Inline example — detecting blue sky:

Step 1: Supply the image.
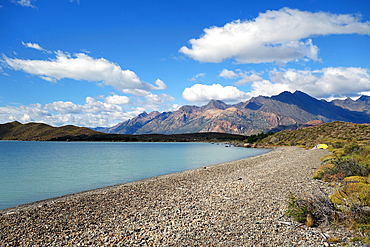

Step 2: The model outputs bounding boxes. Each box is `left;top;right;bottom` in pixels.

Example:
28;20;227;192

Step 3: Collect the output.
1;0;370;127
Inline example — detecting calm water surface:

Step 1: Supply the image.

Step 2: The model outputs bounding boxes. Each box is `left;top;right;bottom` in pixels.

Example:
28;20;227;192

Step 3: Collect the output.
0;141;270;210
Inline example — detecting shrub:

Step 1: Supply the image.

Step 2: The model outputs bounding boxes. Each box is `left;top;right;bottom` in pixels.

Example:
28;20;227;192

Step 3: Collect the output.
345;176;368;184
330;182;370;207
286;190;338;226
332;141;345;148
312;164;334;180
325;158;370;180
320;154;338;162
286;192;311;224
343;143;361;156
329;148;345;157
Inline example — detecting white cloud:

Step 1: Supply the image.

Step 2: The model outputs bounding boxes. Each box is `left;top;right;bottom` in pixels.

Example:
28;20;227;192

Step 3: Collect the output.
180;8;370;64
152;79;167;90
39;76;56;83
0;91;178;127
235;71;263;86
80;49;90;54
3;51;167;95
12;0;35;8
121;89;151;96
182;84;250;103
314;67;370;98
183;67;370;104
219;69;263;85
252;67;370;99
249;80;292;98
43;97;124;115
189;73;206;81
20;114;32;122
132;92;176;112
22;41;51;53
218;69;238;79
0;97;133;127
45;101;83;115
104;94;131;105
167;103;181;112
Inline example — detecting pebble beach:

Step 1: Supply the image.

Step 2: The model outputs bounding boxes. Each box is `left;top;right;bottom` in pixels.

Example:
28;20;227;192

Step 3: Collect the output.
0;146;367;246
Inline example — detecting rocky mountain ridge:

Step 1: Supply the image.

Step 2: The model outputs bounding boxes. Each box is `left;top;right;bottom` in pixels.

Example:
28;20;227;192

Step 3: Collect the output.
94;91;370;135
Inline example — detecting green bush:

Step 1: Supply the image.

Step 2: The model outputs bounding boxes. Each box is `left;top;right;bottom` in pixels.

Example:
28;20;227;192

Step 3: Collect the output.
286;192;310;223
325;158;370;181
312;164;334;180
330;182;370;207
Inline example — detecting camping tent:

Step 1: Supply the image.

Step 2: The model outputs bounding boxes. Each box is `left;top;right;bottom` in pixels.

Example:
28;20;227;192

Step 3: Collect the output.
314;144;328;149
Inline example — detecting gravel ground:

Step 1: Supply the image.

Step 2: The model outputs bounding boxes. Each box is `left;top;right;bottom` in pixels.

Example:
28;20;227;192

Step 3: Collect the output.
0;146;368;246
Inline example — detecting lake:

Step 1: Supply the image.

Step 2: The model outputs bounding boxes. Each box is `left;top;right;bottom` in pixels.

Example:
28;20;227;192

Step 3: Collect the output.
0;141;270;210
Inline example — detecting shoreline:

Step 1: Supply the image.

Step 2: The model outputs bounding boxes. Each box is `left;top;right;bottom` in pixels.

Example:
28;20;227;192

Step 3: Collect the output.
1;146;359;246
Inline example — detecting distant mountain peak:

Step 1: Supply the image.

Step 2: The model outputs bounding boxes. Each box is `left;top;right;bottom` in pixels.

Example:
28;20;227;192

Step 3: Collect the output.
179;105;199;113
10;121;22;125
344;97;355;102
137;111;148;117
357;95;370;105
202;99;229;110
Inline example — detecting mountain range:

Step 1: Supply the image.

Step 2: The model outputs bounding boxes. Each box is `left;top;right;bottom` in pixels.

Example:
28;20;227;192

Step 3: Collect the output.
94;91;370;135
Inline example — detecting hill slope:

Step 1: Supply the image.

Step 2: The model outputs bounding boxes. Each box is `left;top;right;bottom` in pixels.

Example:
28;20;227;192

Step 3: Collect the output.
0;121;248;142
0;121;100;141
260;121;370;147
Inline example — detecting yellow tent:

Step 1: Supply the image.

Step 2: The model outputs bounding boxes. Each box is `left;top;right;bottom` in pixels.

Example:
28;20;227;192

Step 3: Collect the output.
315;144;328;149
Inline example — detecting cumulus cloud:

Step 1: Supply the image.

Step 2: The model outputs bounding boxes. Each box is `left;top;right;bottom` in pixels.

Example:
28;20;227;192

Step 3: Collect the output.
44;97;124;115
218;69;238;79
22;41;51;53
235;72;263;86
0;91;178;127
131;92;176;112
0;96;136;127
183;67;370;104
167;103;181;112
2;51;167;94
219;69;263;85
104;94;131;105
182;84;250;103
189;73;206;82
12;0;35;8
251;67;370;99
249;80;292;98
180;8;370;64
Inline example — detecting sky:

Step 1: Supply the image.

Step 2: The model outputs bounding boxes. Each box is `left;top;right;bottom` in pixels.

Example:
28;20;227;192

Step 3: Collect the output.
1;0;370;127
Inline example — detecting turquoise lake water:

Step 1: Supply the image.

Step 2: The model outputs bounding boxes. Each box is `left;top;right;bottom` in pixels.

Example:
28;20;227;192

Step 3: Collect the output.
0;141;270;210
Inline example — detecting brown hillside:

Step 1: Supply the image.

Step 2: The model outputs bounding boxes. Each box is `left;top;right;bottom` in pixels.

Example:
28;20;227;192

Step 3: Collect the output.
0;121;100;141
261;121;370;147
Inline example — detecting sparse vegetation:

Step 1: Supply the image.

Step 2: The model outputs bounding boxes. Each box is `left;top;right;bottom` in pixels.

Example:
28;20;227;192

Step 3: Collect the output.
264;121;370;243
286;189;339;227
260;121;370;148
244;131;273;143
